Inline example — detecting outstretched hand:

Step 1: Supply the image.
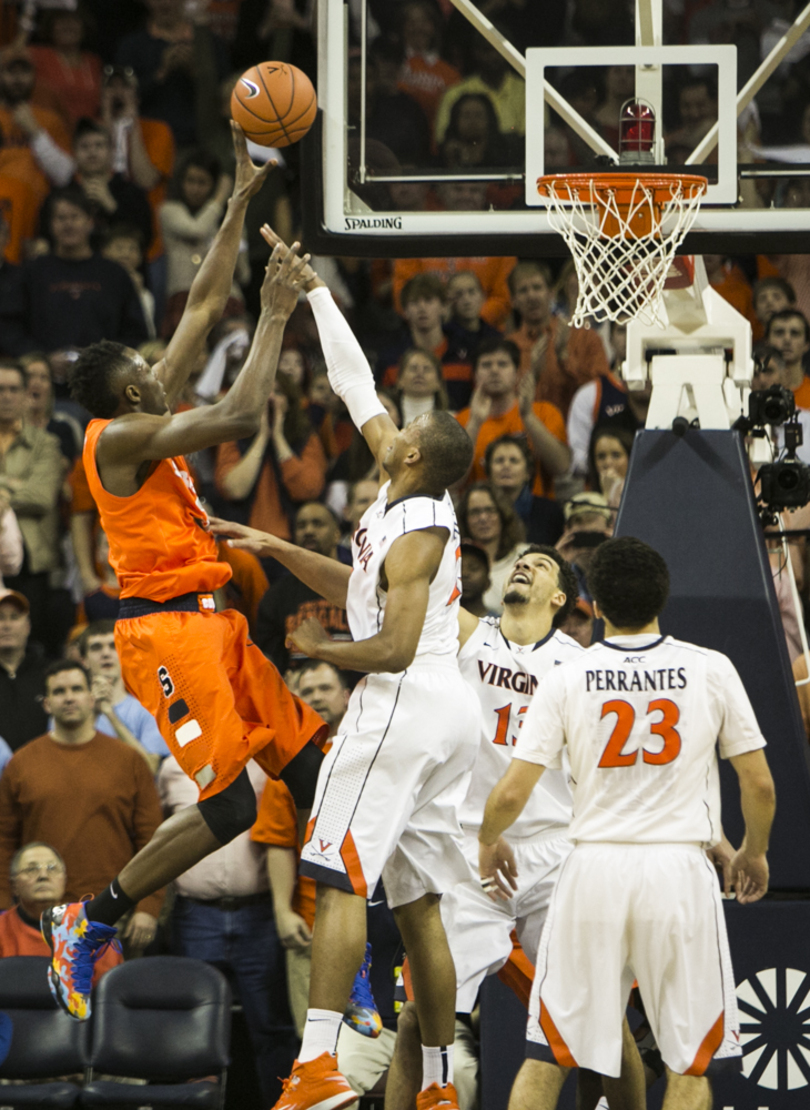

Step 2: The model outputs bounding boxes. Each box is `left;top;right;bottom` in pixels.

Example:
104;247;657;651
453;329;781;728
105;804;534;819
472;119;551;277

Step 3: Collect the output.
261;225;325;293
230;121;277;201
261;240;313;318
206;516;278;558
287;616;331;658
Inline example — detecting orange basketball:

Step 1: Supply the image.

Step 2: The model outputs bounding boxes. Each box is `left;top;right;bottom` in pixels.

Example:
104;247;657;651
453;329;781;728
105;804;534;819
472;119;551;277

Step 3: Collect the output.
230;62;317;148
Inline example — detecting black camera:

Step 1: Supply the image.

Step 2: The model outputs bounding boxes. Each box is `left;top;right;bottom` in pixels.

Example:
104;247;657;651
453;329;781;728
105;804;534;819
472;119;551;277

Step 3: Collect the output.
748;384;795;427
759;457;810;511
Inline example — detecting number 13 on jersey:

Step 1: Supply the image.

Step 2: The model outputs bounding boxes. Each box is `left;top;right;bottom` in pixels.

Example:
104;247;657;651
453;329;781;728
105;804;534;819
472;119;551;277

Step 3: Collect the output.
492;703;528;746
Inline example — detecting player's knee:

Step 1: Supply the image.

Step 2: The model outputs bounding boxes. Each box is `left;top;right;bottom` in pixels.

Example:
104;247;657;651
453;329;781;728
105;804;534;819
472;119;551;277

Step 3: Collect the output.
396;1000;420;1041
197;769;257;845
279;740;325;809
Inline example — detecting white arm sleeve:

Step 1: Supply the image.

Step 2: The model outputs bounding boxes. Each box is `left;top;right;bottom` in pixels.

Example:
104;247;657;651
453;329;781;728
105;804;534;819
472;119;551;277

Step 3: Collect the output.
566;380;597;478
307;286;387;432
30;131;75;187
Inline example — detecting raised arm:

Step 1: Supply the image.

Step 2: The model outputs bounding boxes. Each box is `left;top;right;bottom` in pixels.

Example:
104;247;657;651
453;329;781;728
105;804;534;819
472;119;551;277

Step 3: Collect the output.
98;245;312;471
207;517;352;609
261;227;398;470
155;123;274;407
286;527;447;674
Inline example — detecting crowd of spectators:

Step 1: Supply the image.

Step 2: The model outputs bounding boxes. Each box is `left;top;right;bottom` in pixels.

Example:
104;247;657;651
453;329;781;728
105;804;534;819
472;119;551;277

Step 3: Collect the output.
2;0;810;1106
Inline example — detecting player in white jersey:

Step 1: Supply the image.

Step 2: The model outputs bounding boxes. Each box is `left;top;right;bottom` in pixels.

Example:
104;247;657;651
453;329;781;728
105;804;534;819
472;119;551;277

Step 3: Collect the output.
211;234;480;1110
385;546;644;1110
479;537;776;1110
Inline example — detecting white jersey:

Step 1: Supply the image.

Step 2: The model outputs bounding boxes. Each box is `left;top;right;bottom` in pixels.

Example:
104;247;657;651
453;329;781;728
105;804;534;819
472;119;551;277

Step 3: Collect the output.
458;618;584;838
514;633;766;847
346;480;461;660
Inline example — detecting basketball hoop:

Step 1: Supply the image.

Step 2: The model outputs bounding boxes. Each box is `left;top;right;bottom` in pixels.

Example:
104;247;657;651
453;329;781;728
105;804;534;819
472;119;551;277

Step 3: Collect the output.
536;173;708;328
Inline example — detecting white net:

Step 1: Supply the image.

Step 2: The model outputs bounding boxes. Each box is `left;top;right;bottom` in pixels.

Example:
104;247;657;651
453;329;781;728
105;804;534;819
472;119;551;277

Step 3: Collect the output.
538;175;707;328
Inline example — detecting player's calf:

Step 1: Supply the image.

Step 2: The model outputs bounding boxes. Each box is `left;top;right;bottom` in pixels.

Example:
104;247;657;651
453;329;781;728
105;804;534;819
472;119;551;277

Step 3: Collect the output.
507;1059;568;1110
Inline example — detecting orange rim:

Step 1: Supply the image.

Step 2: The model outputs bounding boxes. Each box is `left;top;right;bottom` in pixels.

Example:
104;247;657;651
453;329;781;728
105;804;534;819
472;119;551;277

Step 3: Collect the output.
537;172;708;204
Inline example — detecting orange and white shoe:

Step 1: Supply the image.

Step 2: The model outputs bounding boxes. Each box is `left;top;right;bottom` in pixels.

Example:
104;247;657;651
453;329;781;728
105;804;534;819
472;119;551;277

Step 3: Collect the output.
272;1053;357;1110
416;1082;460;1110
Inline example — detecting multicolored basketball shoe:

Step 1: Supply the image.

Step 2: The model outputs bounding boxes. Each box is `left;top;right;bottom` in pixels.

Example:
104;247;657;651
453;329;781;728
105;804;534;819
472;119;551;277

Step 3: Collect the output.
342;941;382;1038
273;1053;357;1110
41;902;118;1021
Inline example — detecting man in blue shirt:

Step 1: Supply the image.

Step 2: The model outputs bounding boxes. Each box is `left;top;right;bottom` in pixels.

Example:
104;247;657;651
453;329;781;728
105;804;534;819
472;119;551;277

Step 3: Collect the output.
78;619;168;773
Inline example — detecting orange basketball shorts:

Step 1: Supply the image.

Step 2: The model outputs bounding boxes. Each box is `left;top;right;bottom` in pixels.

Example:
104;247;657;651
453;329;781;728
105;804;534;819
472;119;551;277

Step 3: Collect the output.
115;607;327;800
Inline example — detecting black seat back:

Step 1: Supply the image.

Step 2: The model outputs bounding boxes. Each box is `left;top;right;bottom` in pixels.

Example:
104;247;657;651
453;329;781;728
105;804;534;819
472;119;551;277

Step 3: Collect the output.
0;956;89;1079
89;957;231;1080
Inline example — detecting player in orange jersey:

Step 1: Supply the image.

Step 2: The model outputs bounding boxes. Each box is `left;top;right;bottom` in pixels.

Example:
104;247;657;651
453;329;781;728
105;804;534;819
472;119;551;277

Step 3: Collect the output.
41;125;328;1023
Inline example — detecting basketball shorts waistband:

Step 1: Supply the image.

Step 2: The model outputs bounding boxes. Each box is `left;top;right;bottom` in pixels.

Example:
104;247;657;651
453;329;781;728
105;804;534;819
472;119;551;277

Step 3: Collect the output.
117;591;220;620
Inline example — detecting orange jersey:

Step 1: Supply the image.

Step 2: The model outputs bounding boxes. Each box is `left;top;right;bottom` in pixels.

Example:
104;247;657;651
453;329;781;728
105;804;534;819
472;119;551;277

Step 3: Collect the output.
83;418;231;601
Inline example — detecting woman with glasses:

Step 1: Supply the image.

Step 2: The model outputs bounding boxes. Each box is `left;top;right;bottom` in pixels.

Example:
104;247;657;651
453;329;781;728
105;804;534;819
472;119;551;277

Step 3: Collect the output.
457;481;526;615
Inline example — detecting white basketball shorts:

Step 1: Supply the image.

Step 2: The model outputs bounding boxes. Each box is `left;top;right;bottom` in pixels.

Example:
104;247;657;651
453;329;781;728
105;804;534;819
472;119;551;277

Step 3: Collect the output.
526;842;742;1078
441;829;573;1012
299;656;480;908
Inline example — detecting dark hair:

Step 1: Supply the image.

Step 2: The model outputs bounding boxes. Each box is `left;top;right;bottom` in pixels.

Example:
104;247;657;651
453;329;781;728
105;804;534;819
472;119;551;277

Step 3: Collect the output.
483;433;533;481
297;659;348;690
295;500;340;530
518;544;579;628
766;308;810;345
414;411;474;493
69;339;133;418
43;659;92;692
587;536;669;628
678;75;717;104
473;336;521;372
753;276;796;307
10;841;65;879
103;222;145;250
508;260;552;297
587;423;635;495
442;93;509;168
73;116;109;145
395;348;448;411
46;185;95;223
78;619;117;657
401;272;447;308
173;148;221;204
458;480;526;560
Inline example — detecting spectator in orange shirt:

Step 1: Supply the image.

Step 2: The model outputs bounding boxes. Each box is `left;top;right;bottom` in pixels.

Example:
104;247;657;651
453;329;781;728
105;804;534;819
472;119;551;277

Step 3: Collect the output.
215;374;328;559
507;260;609;419
704;254;759;335
0;841;121;983
99;65;176;274
29;7;102;134
455;337;570;497
0;42;73;208
393;252;515;333
397;0;460;127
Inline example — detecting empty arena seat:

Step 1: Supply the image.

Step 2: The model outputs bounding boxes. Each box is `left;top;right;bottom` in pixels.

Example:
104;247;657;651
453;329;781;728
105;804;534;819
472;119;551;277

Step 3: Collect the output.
81;957;231;1109
0;955;88;1108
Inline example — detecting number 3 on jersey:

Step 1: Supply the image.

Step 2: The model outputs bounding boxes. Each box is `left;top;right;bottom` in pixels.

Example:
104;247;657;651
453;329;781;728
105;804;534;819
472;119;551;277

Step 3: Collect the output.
598;698;682;767
493;703;527;746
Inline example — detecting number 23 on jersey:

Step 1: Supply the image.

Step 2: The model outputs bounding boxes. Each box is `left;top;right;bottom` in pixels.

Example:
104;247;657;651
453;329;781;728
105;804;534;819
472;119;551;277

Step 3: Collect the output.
599;698;682;768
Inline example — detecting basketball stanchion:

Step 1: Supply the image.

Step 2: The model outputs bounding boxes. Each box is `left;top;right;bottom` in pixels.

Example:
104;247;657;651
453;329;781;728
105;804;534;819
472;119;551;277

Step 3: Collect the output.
536;173;708;327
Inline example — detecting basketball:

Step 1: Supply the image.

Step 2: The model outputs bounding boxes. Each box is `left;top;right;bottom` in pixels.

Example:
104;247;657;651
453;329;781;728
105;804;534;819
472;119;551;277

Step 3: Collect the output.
230;62;317;148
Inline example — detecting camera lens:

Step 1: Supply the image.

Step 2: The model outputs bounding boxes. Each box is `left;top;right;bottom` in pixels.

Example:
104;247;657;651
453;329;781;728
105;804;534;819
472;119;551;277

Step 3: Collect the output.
777;467;800;492
763;398;786;422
